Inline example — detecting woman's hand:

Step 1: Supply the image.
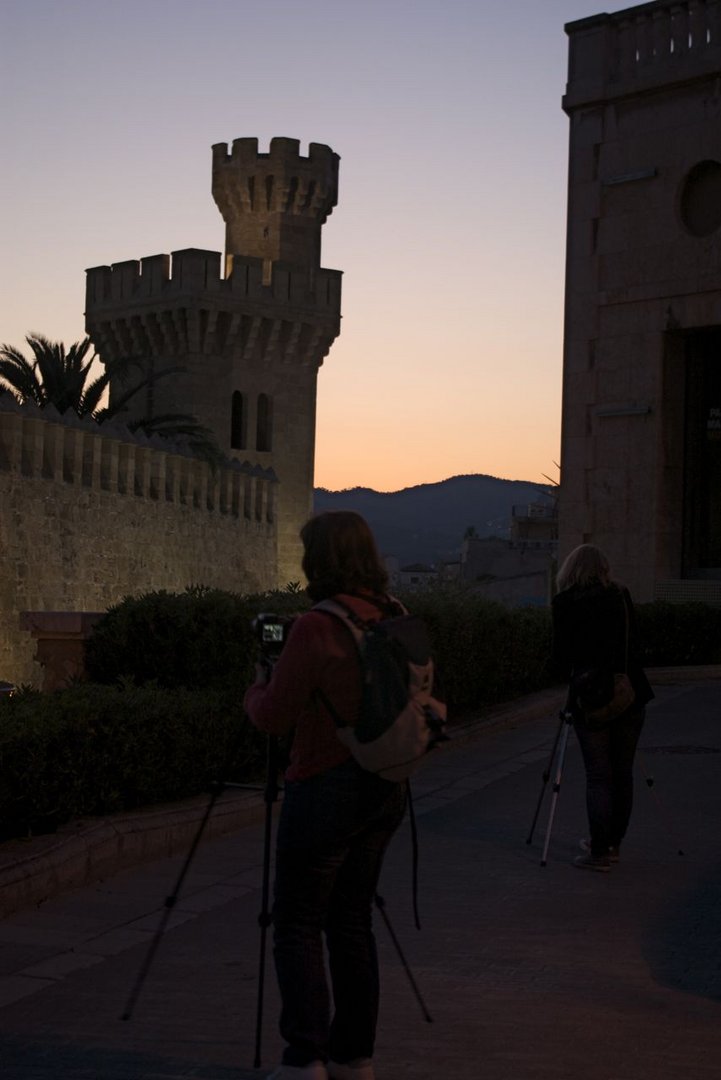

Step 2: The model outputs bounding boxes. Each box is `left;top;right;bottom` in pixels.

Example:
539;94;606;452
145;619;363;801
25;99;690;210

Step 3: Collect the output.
254;660;271;685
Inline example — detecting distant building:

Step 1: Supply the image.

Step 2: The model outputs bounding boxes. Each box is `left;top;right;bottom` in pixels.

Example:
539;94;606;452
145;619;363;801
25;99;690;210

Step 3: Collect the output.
398;563;438;590
460;537;553;607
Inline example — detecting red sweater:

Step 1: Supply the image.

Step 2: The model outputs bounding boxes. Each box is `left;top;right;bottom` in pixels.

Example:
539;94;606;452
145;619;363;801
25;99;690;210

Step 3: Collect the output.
244;592;391;781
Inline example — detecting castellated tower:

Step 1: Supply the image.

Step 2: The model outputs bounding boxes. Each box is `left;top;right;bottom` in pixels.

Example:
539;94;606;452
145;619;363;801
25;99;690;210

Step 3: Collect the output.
85;137;341;586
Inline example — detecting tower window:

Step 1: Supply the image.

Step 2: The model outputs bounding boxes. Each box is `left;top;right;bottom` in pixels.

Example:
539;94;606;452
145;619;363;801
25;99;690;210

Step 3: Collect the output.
256;393;273;452
231;391;246;450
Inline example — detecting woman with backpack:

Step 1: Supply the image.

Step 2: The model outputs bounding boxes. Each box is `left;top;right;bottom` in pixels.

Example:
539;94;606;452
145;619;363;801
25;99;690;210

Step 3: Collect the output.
552;544;653;872
243;511;408;1080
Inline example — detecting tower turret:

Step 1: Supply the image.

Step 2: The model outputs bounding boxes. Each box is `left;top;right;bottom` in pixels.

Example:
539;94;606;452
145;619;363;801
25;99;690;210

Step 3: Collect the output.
85;137;342;585
212;136;339;272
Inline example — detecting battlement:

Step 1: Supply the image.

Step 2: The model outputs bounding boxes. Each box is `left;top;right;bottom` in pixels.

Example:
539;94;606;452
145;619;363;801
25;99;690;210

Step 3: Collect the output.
211;136;338;220
564;0;721;109
86;248;341;314
212;136;338;174
0;400;277;522
211;136;339;266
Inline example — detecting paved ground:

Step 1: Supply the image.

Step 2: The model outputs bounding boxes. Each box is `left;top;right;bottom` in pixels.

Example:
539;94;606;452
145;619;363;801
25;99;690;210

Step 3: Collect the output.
0;677;720;1079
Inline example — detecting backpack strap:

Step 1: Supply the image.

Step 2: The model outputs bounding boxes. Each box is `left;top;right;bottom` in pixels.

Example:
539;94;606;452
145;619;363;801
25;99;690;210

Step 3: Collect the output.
311;600;364;728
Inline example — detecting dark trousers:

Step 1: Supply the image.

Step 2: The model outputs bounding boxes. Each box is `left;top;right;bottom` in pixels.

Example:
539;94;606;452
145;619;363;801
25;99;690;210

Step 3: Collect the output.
573;708;645;855
272;758;407;1068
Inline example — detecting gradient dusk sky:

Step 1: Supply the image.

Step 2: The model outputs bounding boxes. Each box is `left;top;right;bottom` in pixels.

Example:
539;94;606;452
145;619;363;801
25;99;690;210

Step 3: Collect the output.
1;0;635;492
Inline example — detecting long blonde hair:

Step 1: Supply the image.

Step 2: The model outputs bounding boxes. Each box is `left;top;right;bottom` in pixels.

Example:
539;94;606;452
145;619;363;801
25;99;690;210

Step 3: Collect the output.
556;543;612;593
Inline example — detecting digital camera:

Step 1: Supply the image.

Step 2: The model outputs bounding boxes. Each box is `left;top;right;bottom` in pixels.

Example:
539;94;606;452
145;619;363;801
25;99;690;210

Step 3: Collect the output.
252;613;294;661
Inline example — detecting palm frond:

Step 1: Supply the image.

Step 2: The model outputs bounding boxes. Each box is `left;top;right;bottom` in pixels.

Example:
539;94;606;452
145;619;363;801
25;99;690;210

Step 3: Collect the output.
0;343;45;404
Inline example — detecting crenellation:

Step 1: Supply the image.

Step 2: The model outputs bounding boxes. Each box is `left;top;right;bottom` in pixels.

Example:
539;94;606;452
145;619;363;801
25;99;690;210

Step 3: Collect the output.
63;426;83;486
565;0;721;109
117;441;135;495
82;432;102;489
87;253;341;342
99;437;119;493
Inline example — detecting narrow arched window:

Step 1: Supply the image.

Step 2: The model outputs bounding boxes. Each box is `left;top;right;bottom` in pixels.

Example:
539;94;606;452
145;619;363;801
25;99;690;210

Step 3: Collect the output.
256;393;272;452
231;391;245;450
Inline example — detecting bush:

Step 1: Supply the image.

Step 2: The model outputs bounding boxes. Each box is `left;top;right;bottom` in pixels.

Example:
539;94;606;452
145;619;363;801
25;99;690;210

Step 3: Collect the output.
85;584;309;691
635;601;721;666
0;681;266;840
398;585;554;713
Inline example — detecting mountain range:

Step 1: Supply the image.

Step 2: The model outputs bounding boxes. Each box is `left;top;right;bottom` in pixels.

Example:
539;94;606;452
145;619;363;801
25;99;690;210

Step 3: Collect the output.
313;473;554;567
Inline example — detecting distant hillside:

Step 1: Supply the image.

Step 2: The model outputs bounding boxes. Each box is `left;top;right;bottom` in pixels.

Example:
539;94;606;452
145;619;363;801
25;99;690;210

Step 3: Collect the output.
314;473;553;566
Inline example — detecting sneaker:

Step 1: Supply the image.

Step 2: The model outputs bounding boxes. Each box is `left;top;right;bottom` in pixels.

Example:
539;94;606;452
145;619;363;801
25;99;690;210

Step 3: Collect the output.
580;838;620;862
266;1064;328;1080
328;1060;375;1080
574;852;611;872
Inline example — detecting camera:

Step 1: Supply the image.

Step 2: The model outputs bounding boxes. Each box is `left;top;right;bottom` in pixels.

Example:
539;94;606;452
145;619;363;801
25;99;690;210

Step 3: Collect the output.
252;613;293;662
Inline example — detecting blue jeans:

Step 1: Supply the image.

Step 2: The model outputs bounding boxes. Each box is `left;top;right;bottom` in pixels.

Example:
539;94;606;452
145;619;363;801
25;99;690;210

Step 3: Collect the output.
272;758;407;1067
573;707;645;855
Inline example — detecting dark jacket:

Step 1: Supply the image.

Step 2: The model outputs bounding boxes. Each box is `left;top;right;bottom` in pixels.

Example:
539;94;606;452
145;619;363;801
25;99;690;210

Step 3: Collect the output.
551;581;654;710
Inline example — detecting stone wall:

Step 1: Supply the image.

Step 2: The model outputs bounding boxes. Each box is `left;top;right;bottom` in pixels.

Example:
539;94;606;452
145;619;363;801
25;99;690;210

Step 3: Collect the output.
0;403;278;685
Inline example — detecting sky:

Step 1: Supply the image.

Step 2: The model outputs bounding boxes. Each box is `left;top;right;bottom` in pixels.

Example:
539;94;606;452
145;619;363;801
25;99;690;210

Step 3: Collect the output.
0;0;636;493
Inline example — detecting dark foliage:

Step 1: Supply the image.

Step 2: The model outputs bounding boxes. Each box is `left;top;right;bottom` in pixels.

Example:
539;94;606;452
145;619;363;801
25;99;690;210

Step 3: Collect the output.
0;682;265;841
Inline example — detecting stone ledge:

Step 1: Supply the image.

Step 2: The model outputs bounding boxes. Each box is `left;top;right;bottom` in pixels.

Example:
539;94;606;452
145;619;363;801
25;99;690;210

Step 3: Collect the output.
0;788;266;919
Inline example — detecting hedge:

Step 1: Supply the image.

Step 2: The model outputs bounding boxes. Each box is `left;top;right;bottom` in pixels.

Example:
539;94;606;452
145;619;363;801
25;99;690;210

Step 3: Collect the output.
0;681;265;841
1;585;719;841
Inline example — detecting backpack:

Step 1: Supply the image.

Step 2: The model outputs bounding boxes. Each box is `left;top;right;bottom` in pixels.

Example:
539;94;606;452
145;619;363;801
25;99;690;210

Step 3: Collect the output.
313;597;448;782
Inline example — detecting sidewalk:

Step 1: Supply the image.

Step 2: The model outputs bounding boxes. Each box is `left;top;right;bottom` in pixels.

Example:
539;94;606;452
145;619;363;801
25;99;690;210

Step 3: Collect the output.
0;669;719;1078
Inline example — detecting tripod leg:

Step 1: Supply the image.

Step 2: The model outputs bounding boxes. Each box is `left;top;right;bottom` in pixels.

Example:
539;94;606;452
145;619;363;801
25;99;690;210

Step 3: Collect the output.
121;782;223;1021
526;712;565;845
253;735;281;1069
540;715;573;867
375;893;433;1023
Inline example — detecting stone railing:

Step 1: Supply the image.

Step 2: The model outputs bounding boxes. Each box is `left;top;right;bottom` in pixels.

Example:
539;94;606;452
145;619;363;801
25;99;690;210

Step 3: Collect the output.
564;0;721;108
0;398;277;523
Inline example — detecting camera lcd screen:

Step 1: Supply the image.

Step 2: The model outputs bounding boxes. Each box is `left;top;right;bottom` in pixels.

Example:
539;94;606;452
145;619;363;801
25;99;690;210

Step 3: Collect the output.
262;624;284;643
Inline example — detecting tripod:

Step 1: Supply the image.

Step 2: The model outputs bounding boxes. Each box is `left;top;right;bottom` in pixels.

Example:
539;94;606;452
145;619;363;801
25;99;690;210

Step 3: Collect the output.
120;732;281;1070
526;709;575;866
120;736;432;1064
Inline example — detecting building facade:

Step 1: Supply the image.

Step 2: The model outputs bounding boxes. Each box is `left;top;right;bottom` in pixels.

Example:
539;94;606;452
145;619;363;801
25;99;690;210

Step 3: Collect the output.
560;0;721;601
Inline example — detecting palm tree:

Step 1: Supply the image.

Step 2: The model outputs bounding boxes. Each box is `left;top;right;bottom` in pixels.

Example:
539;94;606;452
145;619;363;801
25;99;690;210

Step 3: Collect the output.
0;334;222;467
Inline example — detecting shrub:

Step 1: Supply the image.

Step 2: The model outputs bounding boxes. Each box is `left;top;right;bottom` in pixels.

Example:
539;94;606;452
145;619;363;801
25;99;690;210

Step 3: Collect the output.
85;584;309;691
398;585;554;713
635;601;721;666
0;681;265;840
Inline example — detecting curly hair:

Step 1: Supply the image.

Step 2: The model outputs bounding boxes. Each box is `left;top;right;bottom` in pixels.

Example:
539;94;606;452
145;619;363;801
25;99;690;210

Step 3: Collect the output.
300;510;389;602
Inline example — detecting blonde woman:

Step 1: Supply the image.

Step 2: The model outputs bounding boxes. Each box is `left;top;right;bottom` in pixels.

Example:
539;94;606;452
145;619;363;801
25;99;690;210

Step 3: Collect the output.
552;545;653;871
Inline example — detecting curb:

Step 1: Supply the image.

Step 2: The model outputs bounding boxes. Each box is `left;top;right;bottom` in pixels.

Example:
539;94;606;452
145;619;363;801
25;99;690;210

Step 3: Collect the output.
0;789;266;919
0;665;718;919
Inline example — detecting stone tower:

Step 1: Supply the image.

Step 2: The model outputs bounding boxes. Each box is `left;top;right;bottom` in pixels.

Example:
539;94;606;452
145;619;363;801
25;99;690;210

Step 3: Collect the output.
560;0;721;602
85;137;342;585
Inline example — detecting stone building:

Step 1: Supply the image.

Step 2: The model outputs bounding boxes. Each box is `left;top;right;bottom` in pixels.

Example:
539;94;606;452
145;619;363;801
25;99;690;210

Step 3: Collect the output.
85;137;342;586
560;0;721;602
0;137;341;685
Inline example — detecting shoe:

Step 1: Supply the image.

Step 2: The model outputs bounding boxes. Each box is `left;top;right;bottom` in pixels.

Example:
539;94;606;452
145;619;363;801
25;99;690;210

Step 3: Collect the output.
328;1060;375;1080
574;852;611;872
580;838;620;862
266;1064;328;1080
